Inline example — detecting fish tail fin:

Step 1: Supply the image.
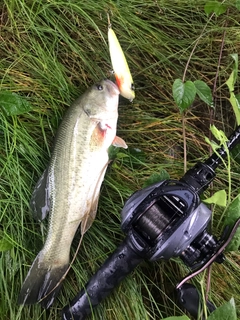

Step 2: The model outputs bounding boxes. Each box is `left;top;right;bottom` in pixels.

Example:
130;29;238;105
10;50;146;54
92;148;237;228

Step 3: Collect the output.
18;251;68;308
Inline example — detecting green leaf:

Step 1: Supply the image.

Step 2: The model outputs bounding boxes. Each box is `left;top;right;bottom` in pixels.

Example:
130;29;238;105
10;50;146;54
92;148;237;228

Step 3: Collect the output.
205;136;220;152
162;316;190;320
205;137;220;152
230;53;238;70
204;1;227;16
223;194;240;252
235;93;240;108
226;71;235;93
225;55;240;124
108;146;129;160
172;79;196;113
0;235;13;252
116;152;129;159
194;80;213;107
229;92;240;125
203;189;227;207
236;0;240;10
226;91;240;125
225;54;238;92
208;298;236;320
0;91;32;116
210;125;228;144
143;170;170;188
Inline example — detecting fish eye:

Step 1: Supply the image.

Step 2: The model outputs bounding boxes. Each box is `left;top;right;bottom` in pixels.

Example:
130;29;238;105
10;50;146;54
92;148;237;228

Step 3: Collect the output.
131;83;135;91
96;84;103;91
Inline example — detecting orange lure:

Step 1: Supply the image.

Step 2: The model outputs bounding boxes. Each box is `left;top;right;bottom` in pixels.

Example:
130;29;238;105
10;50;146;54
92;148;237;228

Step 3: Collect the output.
108;25;135;101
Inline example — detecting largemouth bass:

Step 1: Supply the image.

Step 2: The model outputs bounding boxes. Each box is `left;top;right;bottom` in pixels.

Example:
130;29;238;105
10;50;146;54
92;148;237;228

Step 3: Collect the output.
18;79;127;308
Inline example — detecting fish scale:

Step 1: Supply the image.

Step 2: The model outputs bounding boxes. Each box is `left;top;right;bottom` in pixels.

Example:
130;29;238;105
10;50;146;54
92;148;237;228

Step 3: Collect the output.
18;79;127;308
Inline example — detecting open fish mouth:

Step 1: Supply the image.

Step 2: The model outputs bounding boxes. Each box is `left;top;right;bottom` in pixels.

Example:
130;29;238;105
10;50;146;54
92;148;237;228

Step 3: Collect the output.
104;79;120;95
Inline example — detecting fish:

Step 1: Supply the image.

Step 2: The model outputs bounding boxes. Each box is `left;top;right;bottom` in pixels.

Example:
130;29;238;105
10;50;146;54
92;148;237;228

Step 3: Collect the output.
18;79;127;308
108;25;135;101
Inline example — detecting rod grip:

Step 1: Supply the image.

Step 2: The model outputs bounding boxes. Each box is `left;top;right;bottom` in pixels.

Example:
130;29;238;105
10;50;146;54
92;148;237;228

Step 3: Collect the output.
62;236;144;320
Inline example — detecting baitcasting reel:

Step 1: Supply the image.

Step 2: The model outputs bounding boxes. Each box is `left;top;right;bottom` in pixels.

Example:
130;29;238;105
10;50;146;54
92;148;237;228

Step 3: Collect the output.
62;126;240;320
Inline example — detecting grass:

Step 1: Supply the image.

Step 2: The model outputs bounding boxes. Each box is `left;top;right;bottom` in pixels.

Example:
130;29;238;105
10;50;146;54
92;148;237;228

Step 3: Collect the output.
0;0;240;319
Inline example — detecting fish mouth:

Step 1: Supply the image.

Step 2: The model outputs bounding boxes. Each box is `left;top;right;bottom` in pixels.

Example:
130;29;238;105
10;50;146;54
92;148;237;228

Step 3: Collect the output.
104;79;120;95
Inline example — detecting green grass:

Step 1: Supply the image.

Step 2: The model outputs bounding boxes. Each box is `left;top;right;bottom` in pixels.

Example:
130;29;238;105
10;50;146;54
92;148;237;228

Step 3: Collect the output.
0;0;240;319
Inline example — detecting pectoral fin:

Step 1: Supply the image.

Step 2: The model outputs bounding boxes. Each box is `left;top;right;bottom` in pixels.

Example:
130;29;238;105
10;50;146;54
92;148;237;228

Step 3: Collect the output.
112;136;128;149
30;168;51;221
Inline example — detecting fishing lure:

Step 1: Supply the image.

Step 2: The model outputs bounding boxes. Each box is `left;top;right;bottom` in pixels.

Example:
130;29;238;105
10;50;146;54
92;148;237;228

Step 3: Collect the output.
108;23;135;101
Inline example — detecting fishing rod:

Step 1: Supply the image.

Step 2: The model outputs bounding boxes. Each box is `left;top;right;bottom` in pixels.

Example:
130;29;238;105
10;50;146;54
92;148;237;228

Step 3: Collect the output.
62;126;240;320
